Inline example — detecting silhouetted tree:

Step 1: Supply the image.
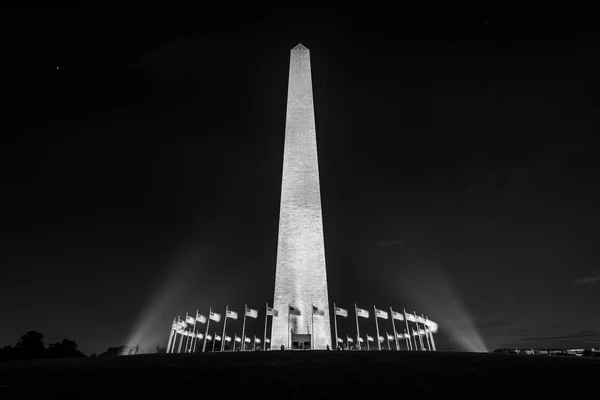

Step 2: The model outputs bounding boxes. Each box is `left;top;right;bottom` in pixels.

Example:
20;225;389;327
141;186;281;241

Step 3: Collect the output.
15;331;45;360
46;338;85;358
99;345;126;357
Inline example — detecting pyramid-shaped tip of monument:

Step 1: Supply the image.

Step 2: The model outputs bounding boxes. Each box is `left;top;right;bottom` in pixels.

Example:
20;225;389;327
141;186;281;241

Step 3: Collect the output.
292;43;309;51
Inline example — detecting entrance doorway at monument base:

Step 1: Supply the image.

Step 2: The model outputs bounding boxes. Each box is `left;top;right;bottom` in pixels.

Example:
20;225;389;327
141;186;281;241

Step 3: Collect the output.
291;334;311;350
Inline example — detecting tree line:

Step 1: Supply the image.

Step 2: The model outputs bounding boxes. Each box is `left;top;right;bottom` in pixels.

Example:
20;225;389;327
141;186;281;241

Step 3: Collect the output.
0;331;144;361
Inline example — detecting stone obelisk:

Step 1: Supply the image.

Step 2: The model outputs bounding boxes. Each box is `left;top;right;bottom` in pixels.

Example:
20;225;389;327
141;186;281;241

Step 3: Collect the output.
271;43;332;350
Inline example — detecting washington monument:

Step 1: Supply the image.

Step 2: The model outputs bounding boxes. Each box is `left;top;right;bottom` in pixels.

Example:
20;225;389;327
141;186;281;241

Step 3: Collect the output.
271;44;332;350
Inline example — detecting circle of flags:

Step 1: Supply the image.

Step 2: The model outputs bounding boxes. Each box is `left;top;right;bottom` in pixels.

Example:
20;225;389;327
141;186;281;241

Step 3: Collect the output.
165;303;438;353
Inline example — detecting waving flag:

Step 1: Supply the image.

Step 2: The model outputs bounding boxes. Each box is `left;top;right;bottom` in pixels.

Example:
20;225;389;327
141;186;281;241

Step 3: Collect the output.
387;333;394;340
197;332;204;339
347;337;354;343
289;305;301;315
196;313;207;324
426;320;438;333
245;337;251;343
416;315;426;324
235;336;242;343
206;334;213;341
335;307;348;317
358;337;364;342
312;305;325;316
375;308;388;319
337;337;343;343
186;315;195;324
265;338;270;344
391;310;404;321
215;334;222;341
226;310;238;320
266;306;279;317
210;311;221;322
225;336;231;342
245;307;258;319
367;335;374;342
175;328;184;334
356;307;369;319
179;321;188;329
405;312;416;322
255;337;261;343
379;336;384;342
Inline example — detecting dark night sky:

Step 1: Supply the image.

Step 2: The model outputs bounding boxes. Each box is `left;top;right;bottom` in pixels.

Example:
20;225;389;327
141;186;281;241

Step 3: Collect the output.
2;5;600;355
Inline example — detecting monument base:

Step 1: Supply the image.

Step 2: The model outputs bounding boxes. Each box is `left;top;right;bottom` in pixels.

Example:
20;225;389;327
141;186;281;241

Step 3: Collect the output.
291;334;311;350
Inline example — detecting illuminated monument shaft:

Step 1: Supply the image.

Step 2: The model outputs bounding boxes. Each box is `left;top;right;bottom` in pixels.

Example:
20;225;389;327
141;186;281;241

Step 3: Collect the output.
271;44;332;350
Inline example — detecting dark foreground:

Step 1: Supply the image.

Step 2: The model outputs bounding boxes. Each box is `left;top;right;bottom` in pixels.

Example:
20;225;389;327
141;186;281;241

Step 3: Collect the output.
1;351;599;399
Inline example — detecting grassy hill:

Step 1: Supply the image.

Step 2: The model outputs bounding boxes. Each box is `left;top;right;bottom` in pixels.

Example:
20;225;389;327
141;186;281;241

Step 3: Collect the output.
1;351;598;399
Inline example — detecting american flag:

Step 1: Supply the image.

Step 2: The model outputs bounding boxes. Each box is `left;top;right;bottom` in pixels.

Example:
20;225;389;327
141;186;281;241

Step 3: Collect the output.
335;306;348;317
356;307;369;319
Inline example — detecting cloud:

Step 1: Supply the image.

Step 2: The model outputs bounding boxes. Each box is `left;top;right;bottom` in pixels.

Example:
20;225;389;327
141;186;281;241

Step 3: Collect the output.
515;330;600;342
572;275;600;284
376;239;405;247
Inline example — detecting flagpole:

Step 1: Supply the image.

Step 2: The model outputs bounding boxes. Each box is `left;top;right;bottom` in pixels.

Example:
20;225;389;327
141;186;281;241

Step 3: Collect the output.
166;318;175;354
173;316;182;353
190;324;196;353
188;327;195;353
427;316;437;351
354;304;360;351
366;335;370;351
178;313;187;353
263;303;268;351
386;332;391;350
254;335;256;351
404;329;411;350
184;312;191;352
311;302;314;350
288;303;290;350
421;313;432;351
212;333;217;352
390;307;399;351
374;306;381;351
241;304;247;351
177;331;183;353
414;310;424;350
333;302;338;350
404;309;416;351
221;305;229;352
187;311;198;353
192;311;202;352
202;308;211;352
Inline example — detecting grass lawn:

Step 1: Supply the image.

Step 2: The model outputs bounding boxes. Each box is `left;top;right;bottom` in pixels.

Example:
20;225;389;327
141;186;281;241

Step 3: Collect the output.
1;351;598;399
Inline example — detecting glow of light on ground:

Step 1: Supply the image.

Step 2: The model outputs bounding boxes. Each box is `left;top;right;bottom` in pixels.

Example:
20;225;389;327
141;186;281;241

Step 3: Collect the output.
392;261;489;353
